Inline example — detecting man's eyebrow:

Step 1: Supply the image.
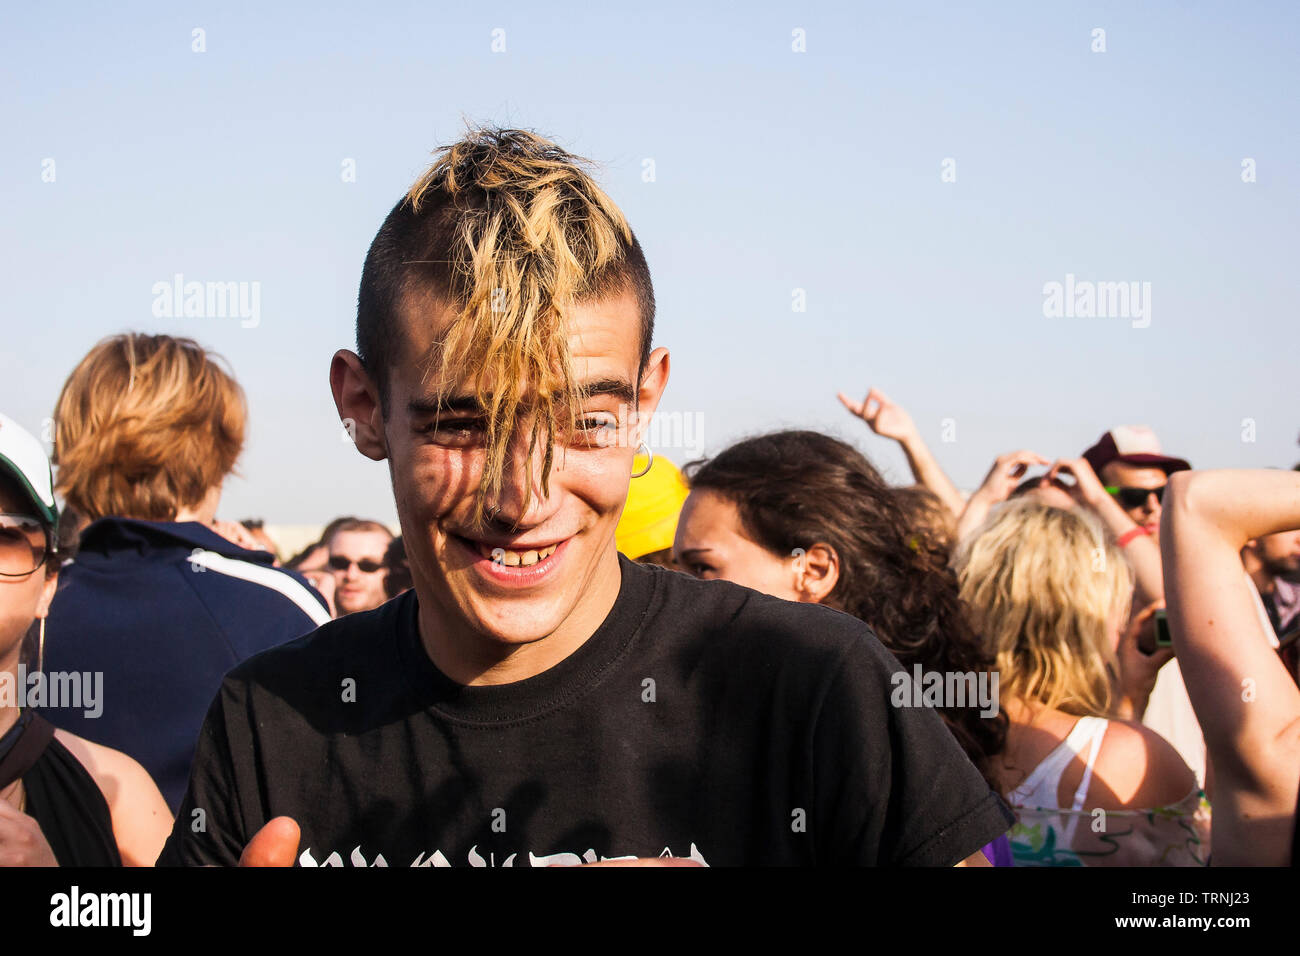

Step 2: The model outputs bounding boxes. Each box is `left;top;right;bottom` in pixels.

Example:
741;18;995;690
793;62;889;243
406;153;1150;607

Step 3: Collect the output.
407;377;637;416
580;377;637;406
407;394;480;416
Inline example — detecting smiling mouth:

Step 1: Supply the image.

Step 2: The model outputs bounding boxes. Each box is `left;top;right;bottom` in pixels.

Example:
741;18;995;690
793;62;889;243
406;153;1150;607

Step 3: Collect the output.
457;536;562;567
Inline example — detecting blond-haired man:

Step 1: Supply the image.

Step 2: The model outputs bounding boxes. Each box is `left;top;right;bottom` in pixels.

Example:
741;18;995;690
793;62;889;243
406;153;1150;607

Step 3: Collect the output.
159;129;1010;868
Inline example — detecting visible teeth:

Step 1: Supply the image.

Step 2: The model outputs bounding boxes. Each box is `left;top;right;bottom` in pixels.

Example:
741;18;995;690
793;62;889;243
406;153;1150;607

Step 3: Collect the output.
479;542;559;566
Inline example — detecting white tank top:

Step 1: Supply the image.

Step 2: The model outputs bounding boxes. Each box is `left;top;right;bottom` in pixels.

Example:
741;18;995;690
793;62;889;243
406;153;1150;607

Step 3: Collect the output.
1007;715;1109;846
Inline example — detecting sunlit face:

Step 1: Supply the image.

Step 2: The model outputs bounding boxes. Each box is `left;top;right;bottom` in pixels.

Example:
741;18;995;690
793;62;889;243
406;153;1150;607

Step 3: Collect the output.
1100;462;1168;535
329;529;391;614
382;289;667;647
0;481;57;666
673;489;801;601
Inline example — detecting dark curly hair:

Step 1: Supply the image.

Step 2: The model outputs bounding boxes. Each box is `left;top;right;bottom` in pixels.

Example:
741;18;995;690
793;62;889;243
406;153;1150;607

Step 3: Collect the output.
684;429;1007;789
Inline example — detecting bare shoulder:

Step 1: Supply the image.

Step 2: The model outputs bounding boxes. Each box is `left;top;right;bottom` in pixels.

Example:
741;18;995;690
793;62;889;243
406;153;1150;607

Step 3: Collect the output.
1090;720;1197;809
52;729;157;804
52;729;173;866
997;706;1081;794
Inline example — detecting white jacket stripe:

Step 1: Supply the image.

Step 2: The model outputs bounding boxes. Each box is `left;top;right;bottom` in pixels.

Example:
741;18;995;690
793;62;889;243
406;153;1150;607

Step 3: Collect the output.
185;550;331;626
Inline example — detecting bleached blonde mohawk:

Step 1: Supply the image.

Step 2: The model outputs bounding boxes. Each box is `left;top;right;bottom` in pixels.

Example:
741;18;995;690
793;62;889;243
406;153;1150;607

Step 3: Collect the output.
394;127;644;523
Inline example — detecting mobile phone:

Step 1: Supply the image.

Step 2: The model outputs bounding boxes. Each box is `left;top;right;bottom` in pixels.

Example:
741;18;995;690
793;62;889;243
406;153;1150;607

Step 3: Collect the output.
1154;609;1172;647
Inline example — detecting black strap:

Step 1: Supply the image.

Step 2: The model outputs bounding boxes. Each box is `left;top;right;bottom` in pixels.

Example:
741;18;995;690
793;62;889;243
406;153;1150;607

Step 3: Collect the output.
0;711;56;791
0;711;28;762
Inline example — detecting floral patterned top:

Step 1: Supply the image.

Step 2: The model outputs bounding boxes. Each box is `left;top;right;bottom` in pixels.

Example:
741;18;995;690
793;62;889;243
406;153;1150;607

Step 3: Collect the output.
1008;788;1211;866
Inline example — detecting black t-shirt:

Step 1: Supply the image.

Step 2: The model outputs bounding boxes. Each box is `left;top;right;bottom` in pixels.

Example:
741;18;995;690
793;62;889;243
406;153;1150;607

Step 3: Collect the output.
158;555;1012;867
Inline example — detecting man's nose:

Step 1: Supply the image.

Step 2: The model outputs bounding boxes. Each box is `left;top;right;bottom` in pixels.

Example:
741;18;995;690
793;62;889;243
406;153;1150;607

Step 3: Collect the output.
488;425;560;527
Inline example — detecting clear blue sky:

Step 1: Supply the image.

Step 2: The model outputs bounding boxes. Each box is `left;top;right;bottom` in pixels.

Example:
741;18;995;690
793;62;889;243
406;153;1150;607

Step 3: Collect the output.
3;1;1297;526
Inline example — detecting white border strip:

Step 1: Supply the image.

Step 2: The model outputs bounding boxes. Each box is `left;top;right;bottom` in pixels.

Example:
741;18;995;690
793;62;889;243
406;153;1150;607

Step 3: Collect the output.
185;549;331;627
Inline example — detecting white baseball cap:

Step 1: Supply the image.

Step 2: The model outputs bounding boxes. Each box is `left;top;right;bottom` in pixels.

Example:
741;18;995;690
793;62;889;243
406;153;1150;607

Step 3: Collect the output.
0;412;58;526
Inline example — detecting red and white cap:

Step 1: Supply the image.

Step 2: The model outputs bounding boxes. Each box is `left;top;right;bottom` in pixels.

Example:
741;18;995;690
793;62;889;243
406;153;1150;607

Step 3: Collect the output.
1082;425;1191;477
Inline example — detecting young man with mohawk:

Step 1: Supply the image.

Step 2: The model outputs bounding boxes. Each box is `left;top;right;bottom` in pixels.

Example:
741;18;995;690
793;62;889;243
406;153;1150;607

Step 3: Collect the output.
158;128;1011;868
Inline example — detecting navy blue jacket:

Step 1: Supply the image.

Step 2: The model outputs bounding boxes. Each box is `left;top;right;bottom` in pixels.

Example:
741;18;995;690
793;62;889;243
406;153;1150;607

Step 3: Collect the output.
41;518;330;811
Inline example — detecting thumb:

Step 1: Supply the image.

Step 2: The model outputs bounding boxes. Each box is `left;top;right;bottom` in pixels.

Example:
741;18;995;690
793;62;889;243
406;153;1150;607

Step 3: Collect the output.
1133;600;1165;623
239;816;301;867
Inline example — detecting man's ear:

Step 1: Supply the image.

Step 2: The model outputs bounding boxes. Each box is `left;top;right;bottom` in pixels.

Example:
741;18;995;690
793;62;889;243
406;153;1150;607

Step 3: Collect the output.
793;543;840;605
330;350;389;461
633;347;670;444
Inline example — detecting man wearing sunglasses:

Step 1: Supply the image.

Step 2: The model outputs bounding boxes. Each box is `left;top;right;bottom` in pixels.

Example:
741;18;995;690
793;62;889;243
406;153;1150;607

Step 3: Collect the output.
1083;425;1191;541
325;519;393;615
1081;425;1208;788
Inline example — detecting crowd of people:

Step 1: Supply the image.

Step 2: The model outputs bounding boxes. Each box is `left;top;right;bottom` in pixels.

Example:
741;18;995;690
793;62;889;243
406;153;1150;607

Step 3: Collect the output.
2;126;1297;868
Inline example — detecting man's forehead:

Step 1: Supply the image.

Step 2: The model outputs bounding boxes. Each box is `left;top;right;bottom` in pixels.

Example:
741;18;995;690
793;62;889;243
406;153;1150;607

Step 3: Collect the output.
332;529;390;549
1107;462;1168;483
391;287;643;395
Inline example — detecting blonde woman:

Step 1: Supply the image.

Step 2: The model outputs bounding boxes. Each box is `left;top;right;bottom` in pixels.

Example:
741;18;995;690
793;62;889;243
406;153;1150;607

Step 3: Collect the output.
954;499;1208;865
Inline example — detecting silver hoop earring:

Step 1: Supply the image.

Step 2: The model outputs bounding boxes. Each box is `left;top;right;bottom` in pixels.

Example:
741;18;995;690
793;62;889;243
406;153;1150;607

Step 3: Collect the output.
631;442;653;478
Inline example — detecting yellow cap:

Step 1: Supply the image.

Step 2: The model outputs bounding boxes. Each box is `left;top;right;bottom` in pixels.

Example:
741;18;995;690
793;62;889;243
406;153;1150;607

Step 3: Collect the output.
616;454;690;559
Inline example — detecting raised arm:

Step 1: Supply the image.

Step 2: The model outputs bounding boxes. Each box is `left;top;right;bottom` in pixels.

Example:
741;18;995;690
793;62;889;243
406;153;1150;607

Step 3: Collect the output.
1047;457;1165;611
838;388;965;518
954;450;1049;541
1161;469;1300;865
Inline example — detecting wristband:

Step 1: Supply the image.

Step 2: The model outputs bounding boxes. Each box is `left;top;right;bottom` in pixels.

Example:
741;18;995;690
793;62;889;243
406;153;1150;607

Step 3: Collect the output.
1117;526;1150;548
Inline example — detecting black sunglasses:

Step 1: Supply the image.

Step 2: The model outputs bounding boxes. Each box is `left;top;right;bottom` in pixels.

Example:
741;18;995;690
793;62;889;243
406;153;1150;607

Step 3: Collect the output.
327;555;385;574
1105;485;1165;510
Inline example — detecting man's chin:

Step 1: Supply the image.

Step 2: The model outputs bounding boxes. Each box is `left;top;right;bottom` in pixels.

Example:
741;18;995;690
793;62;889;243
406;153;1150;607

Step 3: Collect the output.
455;591;573;646
419;535;620;646
337;594;376;615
